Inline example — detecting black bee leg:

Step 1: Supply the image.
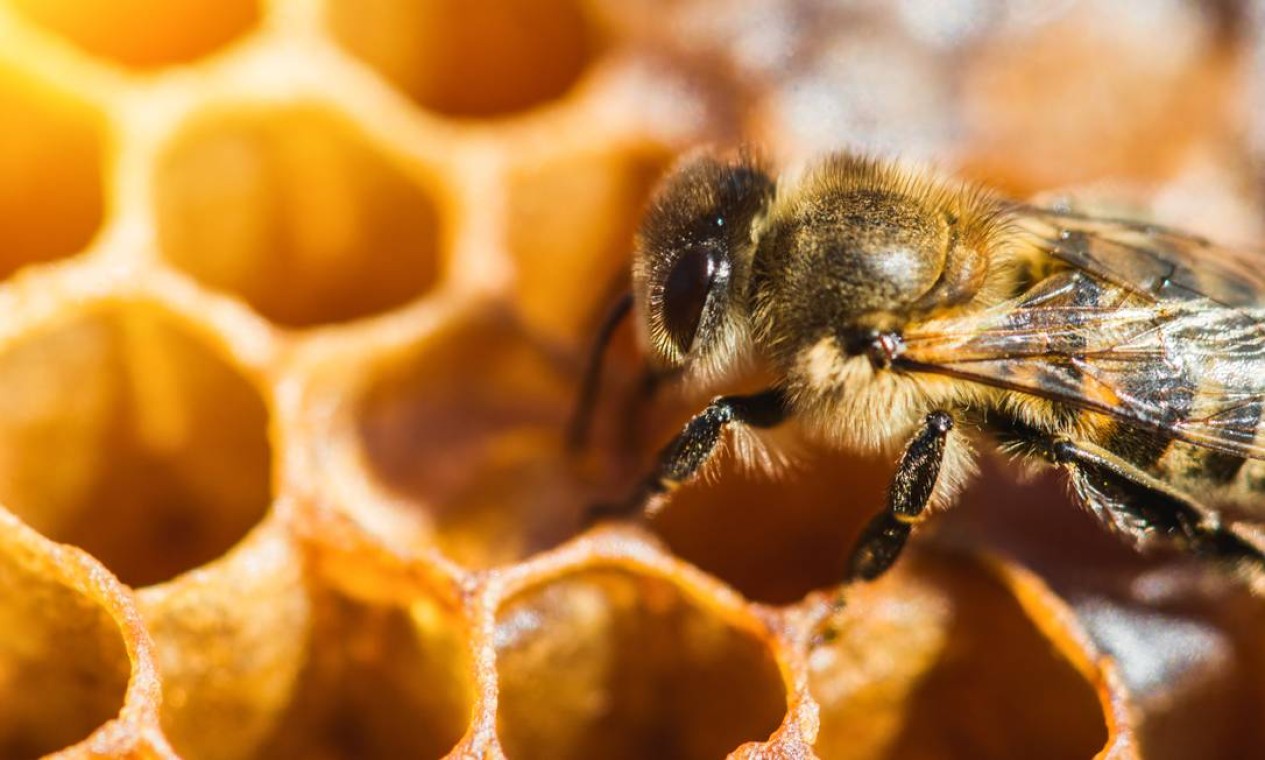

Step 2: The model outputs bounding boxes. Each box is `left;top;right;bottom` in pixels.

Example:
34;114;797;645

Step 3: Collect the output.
1049;438;1265;571
588;387;789;523
846;411;954;581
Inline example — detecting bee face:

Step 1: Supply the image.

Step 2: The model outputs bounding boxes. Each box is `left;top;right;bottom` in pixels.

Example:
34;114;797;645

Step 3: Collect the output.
633;153;775;379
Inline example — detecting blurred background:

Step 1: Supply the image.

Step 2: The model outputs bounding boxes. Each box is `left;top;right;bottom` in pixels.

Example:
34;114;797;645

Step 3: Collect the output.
0;1;1263;759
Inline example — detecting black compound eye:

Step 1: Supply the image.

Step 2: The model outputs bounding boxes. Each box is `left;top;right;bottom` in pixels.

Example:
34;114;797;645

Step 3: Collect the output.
662;246;717;353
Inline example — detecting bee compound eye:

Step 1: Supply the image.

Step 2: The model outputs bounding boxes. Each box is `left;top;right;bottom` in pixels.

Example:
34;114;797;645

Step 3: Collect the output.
662;246;717;353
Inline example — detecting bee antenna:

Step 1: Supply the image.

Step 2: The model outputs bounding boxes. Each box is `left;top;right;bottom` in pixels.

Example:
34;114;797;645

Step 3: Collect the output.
567;290;634;451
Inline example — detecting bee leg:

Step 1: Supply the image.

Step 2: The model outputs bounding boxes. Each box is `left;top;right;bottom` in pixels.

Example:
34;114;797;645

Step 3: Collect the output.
846;411;955;581
587;387;789;522
1050;438;1265;570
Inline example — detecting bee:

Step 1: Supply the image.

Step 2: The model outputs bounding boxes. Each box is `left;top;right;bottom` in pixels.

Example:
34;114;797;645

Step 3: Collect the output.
572;150;1265;589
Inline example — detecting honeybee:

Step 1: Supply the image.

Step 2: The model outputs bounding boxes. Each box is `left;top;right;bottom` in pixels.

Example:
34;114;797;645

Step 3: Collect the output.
573;150;1265;589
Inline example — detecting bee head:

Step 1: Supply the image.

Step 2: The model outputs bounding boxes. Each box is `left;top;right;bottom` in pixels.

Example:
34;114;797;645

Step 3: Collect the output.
633;152;775;381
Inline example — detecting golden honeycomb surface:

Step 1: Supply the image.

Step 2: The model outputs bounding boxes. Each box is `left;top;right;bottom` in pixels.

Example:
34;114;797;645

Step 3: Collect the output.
0;1;1264;759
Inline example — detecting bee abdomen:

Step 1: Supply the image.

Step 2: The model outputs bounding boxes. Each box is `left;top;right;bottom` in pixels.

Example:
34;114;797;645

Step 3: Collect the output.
1152;394;1265;508
1155;443;1265;514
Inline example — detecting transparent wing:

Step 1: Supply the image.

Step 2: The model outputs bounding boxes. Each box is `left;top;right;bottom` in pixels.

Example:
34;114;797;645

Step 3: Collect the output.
901;270;1265;460
1015;205;1265;308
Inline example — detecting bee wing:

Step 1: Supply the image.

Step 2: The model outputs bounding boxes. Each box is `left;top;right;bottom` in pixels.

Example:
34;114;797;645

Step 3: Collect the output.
1016;205;1265;307
901;271;1265;459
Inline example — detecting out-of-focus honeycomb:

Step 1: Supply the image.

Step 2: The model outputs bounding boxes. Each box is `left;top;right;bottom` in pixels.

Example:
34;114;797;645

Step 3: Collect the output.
0;1;1263;758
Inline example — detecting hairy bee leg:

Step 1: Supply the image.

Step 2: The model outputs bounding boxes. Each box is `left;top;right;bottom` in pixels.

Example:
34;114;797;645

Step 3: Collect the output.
1050;438;1265;570
846;411;954;581
587;387;789;523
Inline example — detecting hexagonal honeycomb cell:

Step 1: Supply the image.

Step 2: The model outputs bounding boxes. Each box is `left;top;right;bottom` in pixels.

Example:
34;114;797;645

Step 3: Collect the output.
0;61;105;279
326;0;602;118
0;1;1262;758
5;0;260;70
0;301;271;588
495;566;786;759
154;104;445;328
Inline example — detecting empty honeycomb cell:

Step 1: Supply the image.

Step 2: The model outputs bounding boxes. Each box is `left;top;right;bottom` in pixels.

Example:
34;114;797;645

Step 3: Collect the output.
507;145;671;343
807;558;955;760
812;553;1109;760
495;567;787;760
326;0;602;118
0;62;105;280
0;511;139;759
254;588;475;759
154;105;443;328
654;440;893;605
947;470;1265;760
0;301;272;588
5;0;260;70
140;525;309;760
355;309;590;568
1077;579;1265;760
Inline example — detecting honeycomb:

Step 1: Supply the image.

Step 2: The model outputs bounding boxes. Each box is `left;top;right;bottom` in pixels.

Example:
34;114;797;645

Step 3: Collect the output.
0;1;1264;759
